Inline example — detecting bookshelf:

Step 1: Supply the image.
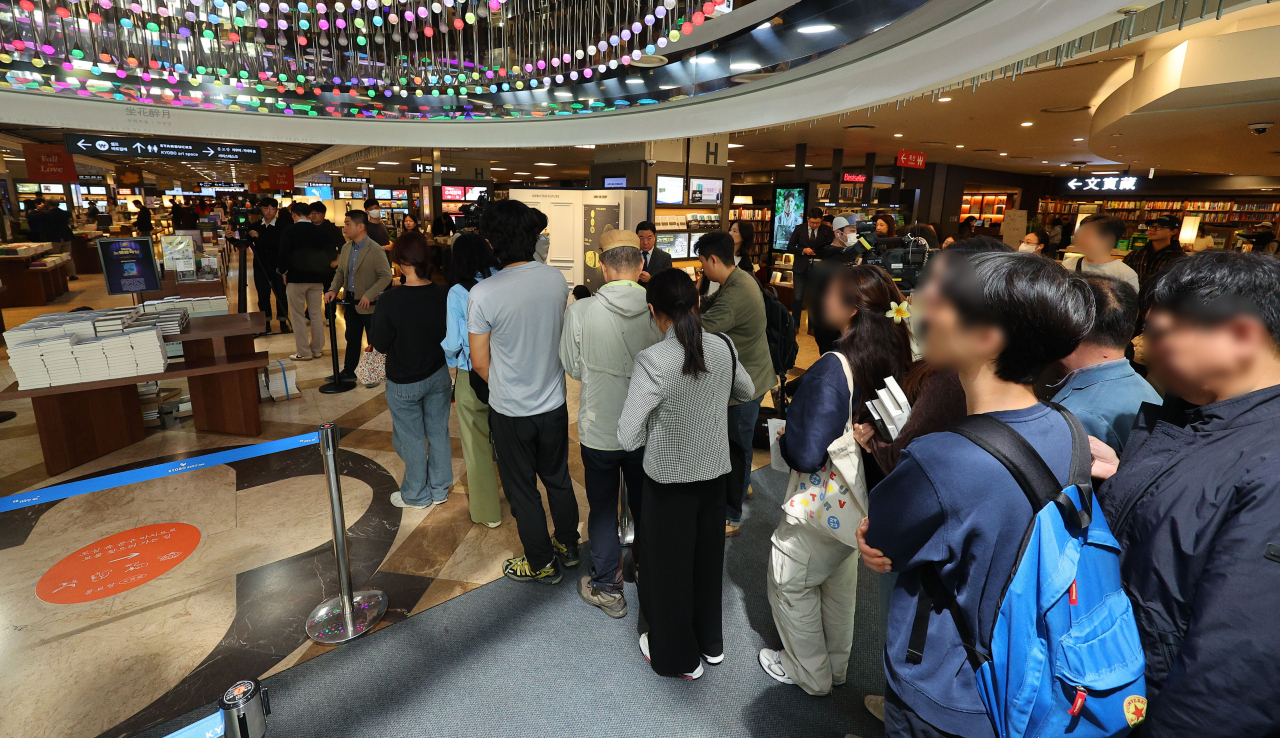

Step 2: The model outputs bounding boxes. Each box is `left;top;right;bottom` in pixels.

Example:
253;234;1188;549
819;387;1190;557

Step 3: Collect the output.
1040;197;1280;228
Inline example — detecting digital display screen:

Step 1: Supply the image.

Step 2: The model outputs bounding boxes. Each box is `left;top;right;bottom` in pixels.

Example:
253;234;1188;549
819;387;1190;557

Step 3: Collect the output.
40;183;66;194
655;232;690;259
688;178;723;205
118;188;136;195
337;190;359;200
304;186;333;200
656;176;684;205
441;186;466;201
97;237;163;294
465;186;488;201
374;188;393;199
17;183;41;194
88;186;108;195
391;189;409;199
604;177;627;189
773;187;806;252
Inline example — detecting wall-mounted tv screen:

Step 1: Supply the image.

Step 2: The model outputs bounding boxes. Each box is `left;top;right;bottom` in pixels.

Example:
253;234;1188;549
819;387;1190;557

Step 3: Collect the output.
688;178;723;205
391;189;409;199
656;175;684;205
604;177;627;189
374;188;392;199
772;187;807;252
655;232;690;260
88;186;108;195
441;185;466;201
40;183;66;195
304;186;333;200
17;183;41;194
464;186;488;201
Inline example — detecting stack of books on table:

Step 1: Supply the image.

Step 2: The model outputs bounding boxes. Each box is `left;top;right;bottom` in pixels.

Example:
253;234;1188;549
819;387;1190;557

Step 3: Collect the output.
100;333;142;379
39;336;82;387
92;309;140;336
126;327;169;375
258;359;300;401
0;242;51;257
7;340;52;389
142;296;229;316
70;337;112;382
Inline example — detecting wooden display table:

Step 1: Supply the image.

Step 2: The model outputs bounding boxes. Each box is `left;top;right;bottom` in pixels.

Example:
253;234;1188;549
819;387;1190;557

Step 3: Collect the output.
70;231;105;274
0;313;268;475
138;274;227;302
0;244;55;308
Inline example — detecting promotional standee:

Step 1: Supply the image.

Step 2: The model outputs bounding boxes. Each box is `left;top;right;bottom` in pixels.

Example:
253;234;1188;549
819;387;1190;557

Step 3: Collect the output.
97;237;163;295
509;188;650;286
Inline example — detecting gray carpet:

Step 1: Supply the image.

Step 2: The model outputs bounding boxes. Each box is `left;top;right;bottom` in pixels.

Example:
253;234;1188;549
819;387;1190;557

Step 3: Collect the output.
138;466;888;738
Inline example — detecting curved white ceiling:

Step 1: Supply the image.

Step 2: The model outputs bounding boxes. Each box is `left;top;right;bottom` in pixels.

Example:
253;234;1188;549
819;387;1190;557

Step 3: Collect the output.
0;0;1137;147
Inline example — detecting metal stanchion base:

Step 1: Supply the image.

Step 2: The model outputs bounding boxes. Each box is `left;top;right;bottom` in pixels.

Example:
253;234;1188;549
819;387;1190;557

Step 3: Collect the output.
318;379;358;394
305;590;388;644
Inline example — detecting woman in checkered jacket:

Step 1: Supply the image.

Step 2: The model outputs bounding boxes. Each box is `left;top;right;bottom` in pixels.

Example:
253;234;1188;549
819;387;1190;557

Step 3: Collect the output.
619;268;756;681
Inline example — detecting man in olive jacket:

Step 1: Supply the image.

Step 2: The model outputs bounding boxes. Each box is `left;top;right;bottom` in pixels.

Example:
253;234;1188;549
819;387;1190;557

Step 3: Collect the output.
325;209;393;380
696;230;775;536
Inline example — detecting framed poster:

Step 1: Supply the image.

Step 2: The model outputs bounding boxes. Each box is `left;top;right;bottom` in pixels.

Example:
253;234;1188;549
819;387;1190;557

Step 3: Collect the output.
98;237;163;294
582;204;620;292
772;187;806;252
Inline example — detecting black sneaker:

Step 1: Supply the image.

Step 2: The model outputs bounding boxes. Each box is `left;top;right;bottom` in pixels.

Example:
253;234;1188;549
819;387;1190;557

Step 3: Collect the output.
552;536;580;567
503;556;562;584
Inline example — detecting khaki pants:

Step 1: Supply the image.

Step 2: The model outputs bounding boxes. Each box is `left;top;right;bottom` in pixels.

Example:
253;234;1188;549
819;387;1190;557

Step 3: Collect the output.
52;240;76;277
766;515;859;696
286;282;325;358
455;369;501;525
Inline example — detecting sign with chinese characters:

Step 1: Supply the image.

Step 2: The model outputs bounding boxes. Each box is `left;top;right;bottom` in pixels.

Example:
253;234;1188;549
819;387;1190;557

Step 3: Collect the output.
199;182;244;189
897;150;926;169
63;134;262;163
411;162;459;174
36;523;201;604
23;144;78;183
77;173;107;183
337;176;369;184
841;172;867;183
1060;175;1145;194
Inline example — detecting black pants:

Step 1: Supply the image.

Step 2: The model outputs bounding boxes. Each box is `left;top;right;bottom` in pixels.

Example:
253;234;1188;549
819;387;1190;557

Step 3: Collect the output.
342;303;372;374
581;445;645;594
253;252;288;321
638;472;726;676
490;405;579;570
790;267;810;327
885;684;966;738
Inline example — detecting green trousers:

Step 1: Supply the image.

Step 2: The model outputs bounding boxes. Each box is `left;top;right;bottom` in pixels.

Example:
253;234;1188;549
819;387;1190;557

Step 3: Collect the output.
456;369;502;525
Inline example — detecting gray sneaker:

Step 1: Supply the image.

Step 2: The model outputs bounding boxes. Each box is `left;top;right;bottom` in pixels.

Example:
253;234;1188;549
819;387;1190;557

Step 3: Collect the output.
864;694;885;722
578;575;627;618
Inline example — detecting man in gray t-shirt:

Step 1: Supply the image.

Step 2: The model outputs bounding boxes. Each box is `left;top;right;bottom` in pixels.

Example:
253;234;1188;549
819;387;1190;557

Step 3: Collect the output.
468;199;579;585
467;260;570;416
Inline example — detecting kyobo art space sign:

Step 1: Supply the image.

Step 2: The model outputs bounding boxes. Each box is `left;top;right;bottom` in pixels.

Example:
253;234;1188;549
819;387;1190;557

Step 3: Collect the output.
1059;175;1146;195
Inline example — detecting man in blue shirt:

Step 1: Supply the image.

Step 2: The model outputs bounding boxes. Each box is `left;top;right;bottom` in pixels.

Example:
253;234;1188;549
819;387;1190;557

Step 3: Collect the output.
1046;274;1161;453
857;251;1095;738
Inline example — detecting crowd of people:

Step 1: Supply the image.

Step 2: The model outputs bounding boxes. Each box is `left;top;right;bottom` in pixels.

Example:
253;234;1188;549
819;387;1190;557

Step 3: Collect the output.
254;194;1279;738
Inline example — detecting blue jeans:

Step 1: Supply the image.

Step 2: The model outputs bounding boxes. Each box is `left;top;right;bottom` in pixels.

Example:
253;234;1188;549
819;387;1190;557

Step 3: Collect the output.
386;366;454;505
725;395;763;525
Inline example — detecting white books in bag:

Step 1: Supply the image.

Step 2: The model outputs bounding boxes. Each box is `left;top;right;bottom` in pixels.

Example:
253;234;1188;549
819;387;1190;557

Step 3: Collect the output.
865;376;913;441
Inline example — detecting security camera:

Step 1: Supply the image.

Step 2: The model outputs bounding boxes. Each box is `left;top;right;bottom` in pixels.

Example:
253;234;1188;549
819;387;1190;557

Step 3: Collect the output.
646;159;657;167
1249;122;1273;135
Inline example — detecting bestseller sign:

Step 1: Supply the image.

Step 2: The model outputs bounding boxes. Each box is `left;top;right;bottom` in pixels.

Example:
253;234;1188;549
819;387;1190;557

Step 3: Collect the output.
64;134;262;163
897;150;926;169
1062;175;1143;194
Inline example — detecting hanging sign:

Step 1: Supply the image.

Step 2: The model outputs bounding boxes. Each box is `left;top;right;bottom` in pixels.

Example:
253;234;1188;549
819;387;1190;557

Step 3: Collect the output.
897;150;926;169
64;134;261;163
23;144;79;183
841;173;867;183
268;166;295;191
1060;176;1144;194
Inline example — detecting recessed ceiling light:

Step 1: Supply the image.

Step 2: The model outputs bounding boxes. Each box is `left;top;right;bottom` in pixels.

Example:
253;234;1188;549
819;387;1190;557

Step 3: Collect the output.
510;179;523;182
534;162;556;166
1262;188;1273;191
784;164;814;168
730;62;761;70
625;78;645;85
1059;164;1068;167
357;166;375;170
797;24;836;33
692;57;716;64
1092;171;1121;174
515;172;530;175
999;153;1008;156
534;176;550;180
893;133;904;138
555;91;573;98
659;85;676;90
727;160;735;163
1020;122;1033;127
956;145;965;148
755;21;772;31
1041;161;1049;164
1073;138;1085;142
491;167;507;171
937;97;952;102
378;161;399;165
728;143;743;148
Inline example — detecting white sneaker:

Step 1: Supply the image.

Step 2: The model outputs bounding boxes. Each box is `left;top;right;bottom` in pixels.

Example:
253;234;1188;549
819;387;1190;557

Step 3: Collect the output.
758;648;795;685
389;492;430;509
703;652;724;665
639;633;704;680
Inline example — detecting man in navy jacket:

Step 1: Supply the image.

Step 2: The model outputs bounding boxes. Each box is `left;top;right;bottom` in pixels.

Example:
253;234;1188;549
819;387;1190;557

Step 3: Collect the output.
857;252;1095;737
1092;252;1280;737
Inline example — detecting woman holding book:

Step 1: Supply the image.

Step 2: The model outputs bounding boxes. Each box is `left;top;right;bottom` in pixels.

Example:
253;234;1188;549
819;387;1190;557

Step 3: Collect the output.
759;264;913;697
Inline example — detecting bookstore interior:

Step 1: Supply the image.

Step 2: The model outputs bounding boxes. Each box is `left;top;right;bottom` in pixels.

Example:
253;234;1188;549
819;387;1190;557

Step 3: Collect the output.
2;0;1280;737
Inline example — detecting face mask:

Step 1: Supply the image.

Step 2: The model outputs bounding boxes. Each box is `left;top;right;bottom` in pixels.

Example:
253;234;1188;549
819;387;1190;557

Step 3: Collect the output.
1018;243;1039;253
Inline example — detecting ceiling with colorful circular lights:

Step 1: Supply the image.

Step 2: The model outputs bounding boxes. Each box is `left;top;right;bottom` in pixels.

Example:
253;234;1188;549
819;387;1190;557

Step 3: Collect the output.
0;0;1139;145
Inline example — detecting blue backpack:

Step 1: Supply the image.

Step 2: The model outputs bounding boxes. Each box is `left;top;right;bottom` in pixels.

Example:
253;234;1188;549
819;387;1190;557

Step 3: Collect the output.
908;405;1148;738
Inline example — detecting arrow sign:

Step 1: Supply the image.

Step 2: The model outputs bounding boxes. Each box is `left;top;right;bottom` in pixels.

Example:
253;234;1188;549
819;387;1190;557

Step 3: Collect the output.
1068;178;1082;190
132;143;145;152
204;147;215;156
108;553;141;562
61;134;261;163
76;139;89;150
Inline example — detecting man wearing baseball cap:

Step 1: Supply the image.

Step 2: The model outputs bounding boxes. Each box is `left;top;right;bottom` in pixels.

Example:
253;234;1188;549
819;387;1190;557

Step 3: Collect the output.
560;229;663;618
1124;214;1186;287
1243;221;1279;255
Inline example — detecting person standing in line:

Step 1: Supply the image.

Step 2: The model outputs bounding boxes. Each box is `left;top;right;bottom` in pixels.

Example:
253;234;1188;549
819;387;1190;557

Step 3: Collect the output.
468;199;577;585
560;230;663;619
442;232;503;528
28;199;78;281
635;220;672;285
760;265;914;697
1124;214;1185;286
278;201;338;361
619;268;755;680
786;207;836;329
1046;216;1064;250
1061;214;1139;291
370;230;453;509
1017;229;1051;257
363;197;392;249
308;202;347;250
248;198;290;334
132;200;153;237
1191;224;1215;252
696;231;775;538
325;210;393;383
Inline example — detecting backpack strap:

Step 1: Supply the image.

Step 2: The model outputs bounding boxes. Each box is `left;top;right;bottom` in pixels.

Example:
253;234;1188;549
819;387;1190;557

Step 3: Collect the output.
714;333;739;393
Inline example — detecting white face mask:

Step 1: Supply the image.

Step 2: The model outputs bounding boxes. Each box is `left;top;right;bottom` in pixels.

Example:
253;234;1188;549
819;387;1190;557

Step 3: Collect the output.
1018;243;1040;253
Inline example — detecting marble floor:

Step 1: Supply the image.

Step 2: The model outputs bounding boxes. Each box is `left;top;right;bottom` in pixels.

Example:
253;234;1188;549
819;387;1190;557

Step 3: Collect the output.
0;262;820;738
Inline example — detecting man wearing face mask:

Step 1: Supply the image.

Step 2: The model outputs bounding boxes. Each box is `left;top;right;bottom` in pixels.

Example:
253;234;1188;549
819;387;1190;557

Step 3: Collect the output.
810;216;867;354
363;197;392;249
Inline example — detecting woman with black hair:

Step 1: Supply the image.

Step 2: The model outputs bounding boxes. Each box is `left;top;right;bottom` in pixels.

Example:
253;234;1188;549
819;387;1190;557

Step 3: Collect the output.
873;213;897;238
728;219;756;271
442;232;502;527
618;268;756;680
760;264;915;697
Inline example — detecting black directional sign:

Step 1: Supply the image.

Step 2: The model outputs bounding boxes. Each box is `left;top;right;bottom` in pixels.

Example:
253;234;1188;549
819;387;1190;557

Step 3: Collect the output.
64;134;262;163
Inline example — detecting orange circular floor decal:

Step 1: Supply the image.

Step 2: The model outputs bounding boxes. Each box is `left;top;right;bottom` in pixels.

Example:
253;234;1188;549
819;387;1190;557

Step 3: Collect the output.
36;523;201;604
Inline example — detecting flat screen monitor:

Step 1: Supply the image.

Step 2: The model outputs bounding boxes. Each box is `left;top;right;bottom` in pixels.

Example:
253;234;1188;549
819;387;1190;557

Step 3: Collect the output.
40;183;66;194
17;183;40;194
336;190;357;200
97;237;163;294
88;186;108;195
465;186;488;201
392;189;409;199
441;185;466;201
117;188;135;196
656;176;684;205
687;178;723;206
604;177;627;189
374;188;393;199
304;185;333;200
655;232;690;260
772;187;807;252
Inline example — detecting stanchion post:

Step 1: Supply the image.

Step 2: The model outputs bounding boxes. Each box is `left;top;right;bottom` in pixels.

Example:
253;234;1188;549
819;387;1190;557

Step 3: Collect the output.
319;299;356;394
305;422;387;644
237;246;248;314
618;472;634;547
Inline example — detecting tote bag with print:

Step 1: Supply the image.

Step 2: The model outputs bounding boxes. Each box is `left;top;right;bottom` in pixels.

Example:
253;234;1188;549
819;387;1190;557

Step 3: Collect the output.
781;352;868;548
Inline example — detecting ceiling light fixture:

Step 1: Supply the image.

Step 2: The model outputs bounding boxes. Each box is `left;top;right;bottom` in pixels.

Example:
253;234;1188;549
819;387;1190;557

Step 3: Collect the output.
893;133;904;138
728;143;743;148
1092;171;1121;174
515;172;530;175
554;91;573;98
937;97;952;102
955;145;965;148
1020;122;1033;127
797;24;836;34
659;85;677;90
999;153;1008;156
755;21;772;31
377;161;399;165
729;62;761;70
357;166;375;170
534;176;550;180
1073;138;1085;142
491;167;507;171
692;57;716;65
534;162;556;166
625;78;645;85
